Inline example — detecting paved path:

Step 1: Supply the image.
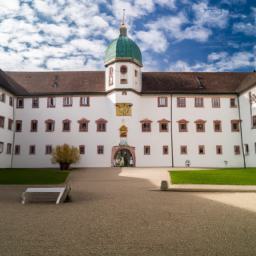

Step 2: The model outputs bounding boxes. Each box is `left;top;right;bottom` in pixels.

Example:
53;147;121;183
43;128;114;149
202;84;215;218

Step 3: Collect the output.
1;168;256;256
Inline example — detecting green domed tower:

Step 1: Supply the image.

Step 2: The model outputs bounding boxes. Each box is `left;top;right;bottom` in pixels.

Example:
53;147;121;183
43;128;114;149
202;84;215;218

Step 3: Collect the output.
104;20;143;92
104;24;142;67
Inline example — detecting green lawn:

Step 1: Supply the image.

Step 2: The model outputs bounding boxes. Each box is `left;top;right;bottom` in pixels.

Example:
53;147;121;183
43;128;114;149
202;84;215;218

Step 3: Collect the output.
0;169;69;185
170;168;256;185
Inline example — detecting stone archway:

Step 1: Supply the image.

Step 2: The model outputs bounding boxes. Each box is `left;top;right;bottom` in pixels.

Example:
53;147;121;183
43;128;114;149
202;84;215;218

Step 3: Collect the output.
111;145;136;167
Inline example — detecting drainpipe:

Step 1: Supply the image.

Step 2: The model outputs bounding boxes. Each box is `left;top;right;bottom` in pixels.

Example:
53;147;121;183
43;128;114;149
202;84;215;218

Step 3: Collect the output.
170;94;174;167
237;95;246;168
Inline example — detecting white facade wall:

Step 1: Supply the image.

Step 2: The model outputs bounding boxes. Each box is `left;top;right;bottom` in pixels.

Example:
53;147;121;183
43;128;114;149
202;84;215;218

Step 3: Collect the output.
0;89;14;168
105;62;142;92
239;86;256;167
172;95;244;168
1;87;255;169
13;92;172;168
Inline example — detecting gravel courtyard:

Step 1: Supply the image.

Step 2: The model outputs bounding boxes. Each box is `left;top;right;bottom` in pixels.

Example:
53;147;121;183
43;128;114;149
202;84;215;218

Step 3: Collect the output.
1;168;256;256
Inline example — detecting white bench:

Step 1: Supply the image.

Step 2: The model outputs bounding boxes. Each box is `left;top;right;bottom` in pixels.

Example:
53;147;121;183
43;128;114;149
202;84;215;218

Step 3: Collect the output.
21;186;71;204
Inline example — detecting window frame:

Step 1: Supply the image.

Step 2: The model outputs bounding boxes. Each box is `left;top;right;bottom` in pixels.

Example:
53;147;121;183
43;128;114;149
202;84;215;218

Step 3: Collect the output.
158;97;168;107
194;97;204;108
144;145;151;155
96;118;107;132
16;97;24;108
177;97;186;108
32;97;39;108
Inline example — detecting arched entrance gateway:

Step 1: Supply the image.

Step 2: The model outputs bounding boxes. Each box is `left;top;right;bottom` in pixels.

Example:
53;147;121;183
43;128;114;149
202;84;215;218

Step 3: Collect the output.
111;146;136;167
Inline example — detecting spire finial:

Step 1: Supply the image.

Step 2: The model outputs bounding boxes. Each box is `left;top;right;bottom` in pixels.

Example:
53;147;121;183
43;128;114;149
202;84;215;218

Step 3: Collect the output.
122;9;125;25
119;8;127;36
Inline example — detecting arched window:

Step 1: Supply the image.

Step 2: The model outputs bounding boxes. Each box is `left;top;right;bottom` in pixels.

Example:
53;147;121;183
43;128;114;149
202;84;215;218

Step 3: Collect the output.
109;67;113;86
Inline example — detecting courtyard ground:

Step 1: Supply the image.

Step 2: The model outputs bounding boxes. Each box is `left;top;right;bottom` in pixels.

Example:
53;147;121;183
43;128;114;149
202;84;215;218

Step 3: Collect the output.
1;167;256;255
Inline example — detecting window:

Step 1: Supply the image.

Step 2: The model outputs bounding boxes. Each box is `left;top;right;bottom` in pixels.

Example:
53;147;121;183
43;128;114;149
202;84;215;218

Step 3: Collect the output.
8;119;13;130
120;65;127;74
177;97;186;107
158;97;168;107
212;97;220;108
178;119;188;132
16;97;24;108
144;145;150;155
29;145;36;155
0;93;5;102
120;79;127;84
244;144;249;155
63;119;71;132
0;116;4;128
254;142;256;154
252;115;256;129
141;119;152;132
45;119;55;132
230;98;237;108
180;145;187;155
231;120;240;132
80;96;90;106
213;120;222;132
0;142;3;153
158;119;169;132
96;118;107;132
195;120;206;132
163;145;169;155
6;143;12;154
32;97;39;108
45;145;52;155
97;145;104;154
78;118;89;132
109;67;113;86
63;96;72;106
47;97;56;108
15;120;22;132
195;97;204;107
15;145;20;155
216;145;223;155
9;96;13;106
234;145;241;155
79;145;85;155
198;145;205;155
135;70;138;77
30;120;38;132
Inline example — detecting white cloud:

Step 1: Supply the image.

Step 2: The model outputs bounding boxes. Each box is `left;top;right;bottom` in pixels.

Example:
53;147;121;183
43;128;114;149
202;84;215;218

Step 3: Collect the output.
168;51;255;72
233;22;256;36
136;29;168;53
192;2;229;29
0;0;19;16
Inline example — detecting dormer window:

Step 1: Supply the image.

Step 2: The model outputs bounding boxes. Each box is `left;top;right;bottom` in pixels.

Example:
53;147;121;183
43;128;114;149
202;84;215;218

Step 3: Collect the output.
120;65;127;74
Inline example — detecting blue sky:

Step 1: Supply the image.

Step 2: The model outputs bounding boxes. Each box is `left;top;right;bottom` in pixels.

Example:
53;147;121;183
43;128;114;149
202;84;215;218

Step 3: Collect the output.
0;0;255;71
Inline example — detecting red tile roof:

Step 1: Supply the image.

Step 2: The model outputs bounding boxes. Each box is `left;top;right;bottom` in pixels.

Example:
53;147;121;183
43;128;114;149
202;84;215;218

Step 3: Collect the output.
1;70;255;95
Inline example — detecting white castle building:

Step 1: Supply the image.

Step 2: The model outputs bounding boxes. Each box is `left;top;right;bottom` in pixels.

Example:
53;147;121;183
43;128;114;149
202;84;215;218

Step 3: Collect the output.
0;22;256;169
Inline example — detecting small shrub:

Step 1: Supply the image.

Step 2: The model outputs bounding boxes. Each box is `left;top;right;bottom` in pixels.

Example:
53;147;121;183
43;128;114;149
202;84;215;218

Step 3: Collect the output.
52;144;80;170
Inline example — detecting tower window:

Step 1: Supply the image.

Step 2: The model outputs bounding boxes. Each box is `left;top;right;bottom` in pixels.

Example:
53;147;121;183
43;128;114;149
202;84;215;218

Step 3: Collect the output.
109;67;113;86
120;79;127;84
135;70;138;77
120;65;127;74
